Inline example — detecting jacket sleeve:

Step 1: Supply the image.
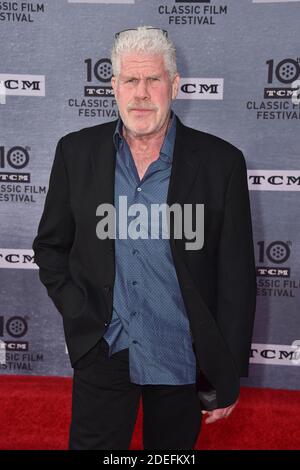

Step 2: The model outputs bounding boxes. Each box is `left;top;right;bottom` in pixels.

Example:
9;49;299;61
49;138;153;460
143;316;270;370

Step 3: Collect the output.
32;137;83;316
217;150;256;377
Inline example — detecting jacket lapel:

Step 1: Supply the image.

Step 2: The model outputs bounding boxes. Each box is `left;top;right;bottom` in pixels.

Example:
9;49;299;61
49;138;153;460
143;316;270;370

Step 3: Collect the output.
90;121;117;208
167;117;202;207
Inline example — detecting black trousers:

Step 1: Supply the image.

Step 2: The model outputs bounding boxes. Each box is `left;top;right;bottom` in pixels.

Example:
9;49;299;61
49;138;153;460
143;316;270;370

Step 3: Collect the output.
69;338;202;450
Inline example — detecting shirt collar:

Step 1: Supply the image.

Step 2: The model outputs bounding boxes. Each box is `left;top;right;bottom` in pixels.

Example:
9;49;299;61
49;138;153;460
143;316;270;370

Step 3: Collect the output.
113;111;177;163
160;111;176;163
113;118;124;151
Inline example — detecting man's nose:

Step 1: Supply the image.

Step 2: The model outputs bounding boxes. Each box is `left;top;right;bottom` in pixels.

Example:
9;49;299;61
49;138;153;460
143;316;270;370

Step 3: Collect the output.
134;79;150;99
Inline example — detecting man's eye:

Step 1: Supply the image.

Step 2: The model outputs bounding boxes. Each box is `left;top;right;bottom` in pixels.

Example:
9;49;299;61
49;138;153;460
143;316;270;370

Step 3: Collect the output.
126;79;137;83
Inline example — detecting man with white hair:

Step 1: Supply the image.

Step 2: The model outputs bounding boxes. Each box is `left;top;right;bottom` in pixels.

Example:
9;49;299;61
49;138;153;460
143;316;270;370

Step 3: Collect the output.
33;26;256;450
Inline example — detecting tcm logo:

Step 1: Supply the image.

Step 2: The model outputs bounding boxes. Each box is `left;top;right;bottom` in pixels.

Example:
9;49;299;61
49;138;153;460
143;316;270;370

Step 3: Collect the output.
0;249;38;269
84;58;115;98
264;58;300;99
248;170;300;191
250;343;300;366
0;74;45;99
0;316;29;358
0;145;31;183
177;78;223;100
256;240;291;278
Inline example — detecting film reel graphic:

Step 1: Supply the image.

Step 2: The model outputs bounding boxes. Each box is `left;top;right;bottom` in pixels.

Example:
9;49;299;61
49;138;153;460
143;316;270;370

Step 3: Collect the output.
6;316;28;339
6;146;30;169
266;241;290;264
93;59;113;83
276;59;300;85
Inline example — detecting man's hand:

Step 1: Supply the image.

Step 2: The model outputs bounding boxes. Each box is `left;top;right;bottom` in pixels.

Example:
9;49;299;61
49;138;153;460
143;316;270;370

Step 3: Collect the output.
201;399;238;424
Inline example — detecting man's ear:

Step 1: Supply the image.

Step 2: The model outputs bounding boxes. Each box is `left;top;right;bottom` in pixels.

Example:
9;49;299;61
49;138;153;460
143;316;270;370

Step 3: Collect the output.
171;73;180;100
111;76;116;93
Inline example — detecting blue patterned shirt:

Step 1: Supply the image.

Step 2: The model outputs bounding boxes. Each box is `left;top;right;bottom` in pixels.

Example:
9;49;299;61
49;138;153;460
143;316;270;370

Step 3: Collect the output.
103;113;196;384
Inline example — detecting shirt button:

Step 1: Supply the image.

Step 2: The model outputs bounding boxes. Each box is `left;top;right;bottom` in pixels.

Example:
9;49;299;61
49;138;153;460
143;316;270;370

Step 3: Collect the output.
131;311;137;316
132;340;138;344
132;249;139;255
132;280;138;286
137;187;142;192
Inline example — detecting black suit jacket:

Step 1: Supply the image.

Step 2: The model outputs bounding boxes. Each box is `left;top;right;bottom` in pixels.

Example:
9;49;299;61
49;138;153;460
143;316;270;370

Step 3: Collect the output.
32;117;256;409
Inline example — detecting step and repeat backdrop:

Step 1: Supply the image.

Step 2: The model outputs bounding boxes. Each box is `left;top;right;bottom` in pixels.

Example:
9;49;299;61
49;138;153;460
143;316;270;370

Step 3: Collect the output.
0;0;299;390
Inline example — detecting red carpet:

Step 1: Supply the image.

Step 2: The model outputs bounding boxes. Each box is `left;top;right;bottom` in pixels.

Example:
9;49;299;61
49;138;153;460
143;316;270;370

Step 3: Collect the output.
0;376;299;450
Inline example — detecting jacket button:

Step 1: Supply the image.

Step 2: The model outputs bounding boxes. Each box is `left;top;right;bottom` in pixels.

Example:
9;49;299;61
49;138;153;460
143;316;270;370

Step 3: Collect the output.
104;284;111;293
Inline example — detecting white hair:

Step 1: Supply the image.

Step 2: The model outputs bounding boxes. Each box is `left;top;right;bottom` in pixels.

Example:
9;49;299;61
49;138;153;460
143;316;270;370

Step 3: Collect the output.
111;26;177;80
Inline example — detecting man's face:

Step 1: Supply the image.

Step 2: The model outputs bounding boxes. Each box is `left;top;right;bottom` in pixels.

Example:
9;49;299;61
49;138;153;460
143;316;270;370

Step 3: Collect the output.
111;53;179;138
